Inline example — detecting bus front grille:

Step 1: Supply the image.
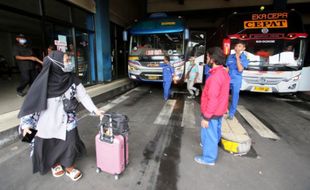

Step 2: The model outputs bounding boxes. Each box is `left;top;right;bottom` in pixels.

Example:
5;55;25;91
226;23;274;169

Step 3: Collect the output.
243;76;284;85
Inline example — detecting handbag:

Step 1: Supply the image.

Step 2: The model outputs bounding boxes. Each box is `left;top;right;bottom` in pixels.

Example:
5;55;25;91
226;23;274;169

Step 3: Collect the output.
62;85;79;113
185;65;195;79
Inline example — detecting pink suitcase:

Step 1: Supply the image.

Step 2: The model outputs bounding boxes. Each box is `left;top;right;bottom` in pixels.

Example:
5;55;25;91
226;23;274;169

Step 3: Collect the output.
95;133;129;180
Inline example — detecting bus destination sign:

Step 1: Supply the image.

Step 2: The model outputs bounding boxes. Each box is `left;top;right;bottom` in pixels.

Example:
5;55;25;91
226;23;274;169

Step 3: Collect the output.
244;12;288;29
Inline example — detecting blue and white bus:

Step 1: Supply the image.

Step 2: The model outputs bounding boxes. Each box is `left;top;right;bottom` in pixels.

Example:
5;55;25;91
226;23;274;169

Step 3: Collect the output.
126;13;205;83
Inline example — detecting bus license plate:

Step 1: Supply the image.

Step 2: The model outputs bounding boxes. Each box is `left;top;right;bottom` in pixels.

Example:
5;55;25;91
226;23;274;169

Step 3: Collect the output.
148;76;158;80
253;86;270;92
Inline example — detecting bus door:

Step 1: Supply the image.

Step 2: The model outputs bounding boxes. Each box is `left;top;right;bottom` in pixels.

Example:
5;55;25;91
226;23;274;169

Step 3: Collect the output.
298;67;310;91
184;31;206;83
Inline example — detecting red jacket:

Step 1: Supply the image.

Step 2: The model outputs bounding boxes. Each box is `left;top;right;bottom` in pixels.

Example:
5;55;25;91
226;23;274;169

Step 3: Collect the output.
201;65;230;120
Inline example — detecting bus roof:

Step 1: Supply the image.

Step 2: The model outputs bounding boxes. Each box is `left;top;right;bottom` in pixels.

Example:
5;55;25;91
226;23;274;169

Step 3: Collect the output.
130;17;185;35
226;10;304;35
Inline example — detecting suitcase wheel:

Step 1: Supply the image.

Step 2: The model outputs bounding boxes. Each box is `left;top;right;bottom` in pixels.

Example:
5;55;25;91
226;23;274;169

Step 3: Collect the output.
114;175;119;180
96;168;101;173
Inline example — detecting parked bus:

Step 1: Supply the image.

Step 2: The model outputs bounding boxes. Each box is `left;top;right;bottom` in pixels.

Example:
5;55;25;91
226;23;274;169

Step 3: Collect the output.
222;10;309;93
126;13;205;83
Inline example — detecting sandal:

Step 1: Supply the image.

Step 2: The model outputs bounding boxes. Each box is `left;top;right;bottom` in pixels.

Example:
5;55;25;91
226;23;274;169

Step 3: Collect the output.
51;165;65;177
66;168;82;181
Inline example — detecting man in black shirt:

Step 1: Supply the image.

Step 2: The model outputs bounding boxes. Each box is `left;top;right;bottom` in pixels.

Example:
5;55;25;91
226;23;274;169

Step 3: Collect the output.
13;34;43;97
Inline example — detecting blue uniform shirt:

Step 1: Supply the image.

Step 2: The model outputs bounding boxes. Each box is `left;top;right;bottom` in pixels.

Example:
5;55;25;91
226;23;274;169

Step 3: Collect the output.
226;53;249;84
204;64;211;80
160;63;174;80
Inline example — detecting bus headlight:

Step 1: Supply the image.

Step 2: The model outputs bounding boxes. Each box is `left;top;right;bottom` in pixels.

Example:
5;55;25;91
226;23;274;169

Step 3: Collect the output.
284;74;300;82
128;65;136;71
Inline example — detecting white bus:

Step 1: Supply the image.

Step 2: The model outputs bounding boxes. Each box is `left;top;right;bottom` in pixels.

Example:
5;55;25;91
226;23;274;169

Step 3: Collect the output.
223;10;309;93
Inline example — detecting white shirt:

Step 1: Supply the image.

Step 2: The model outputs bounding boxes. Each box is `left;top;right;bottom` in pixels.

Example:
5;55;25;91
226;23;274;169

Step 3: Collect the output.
35;83;97;140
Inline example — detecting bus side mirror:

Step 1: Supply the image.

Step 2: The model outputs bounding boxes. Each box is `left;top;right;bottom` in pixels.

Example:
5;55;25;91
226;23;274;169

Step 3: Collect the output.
184;29;189;40
123;30;128;41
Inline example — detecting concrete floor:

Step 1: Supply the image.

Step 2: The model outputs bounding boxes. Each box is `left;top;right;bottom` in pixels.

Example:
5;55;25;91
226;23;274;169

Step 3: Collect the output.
0;76;25;115
1;85;310;190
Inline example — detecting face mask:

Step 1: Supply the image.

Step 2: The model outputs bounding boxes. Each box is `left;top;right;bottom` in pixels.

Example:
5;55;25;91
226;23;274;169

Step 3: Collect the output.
63;61;75;72
48;56;75;73
19;39;27;45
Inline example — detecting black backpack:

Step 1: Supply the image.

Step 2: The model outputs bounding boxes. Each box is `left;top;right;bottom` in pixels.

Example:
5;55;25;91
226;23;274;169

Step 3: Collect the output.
101;112;129;135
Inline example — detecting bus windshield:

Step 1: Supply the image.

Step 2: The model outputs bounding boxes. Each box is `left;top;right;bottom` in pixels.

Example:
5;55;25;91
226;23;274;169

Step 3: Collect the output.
230;39;306;71
130;32;184;56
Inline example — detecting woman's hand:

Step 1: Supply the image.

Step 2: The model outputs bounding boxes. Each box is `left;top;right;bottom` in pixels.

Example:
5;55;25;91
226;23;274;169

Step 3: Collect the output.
95;109;105;120
201;119;209;128
23;127;32;137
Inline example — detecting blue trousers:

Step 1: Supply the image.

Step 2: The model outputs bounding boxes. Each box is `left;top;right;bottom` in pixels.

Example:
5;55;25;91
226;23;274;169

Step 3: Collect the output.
229;82;241;117
200;117;222;163
163;78;172;100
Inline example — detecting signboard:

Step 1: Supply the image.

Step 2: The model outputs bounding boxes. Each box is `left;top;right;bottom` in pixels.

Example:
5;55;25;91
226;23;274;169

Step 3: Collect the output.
161;22;176;26
244;12;288;29
244;20;287;29
54;35;67;53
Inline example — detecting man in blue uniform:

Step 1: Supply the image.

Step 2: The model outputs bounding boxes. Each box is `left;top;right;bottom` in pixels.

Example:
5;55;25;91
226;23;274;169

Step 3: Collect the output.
226;41;249;119
160;55;174;100
204;64;211;81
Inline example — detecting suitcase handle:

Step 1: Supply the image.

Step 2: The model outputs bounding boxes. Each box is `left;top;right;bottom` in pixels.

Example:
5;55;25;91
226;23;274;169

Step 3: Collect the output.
99;114;114;141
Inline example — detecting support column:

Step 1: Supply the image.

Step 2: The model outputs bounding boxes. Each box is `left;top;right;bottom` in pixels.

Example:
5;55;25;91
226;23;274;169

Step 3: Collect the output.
95;0;111;82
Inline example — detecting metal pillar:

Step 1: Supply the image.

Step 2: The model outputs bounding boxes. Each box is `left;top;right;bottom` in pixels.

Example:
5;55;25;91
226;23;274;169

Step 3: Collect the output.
95;0;112;82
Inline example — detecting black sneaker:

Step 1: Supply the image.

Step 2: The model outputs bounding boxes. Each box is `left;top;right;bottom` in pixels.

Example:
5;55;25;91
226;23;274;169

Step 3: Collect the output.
227;115;233;120
17;91;26;97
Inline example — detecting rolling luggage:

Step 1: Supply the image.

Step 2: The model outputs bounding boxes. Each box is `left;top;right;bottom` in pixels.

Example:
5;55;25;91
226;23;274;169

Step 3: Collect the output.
95;114;129;180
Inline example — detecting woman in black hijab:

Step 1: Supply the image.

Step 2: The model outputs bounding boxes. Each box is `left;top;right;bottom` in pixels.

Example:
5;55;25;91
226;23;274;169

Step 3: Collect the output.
19;50;104;181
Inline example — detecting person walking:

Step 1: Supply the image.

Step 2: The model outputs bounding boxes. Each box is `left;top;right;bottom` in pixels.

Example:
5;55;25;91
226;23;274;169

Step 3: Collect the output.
186;56;199;98
18;50;105;181
226;41;249;120
160;55;174;100
194;47;230;166
13;34;43;97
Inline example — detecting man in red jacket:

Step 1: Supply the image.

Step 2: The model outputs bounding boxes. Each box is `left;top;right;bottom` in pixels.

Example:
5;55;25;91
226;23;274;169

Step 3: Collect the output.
195;47;230;166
